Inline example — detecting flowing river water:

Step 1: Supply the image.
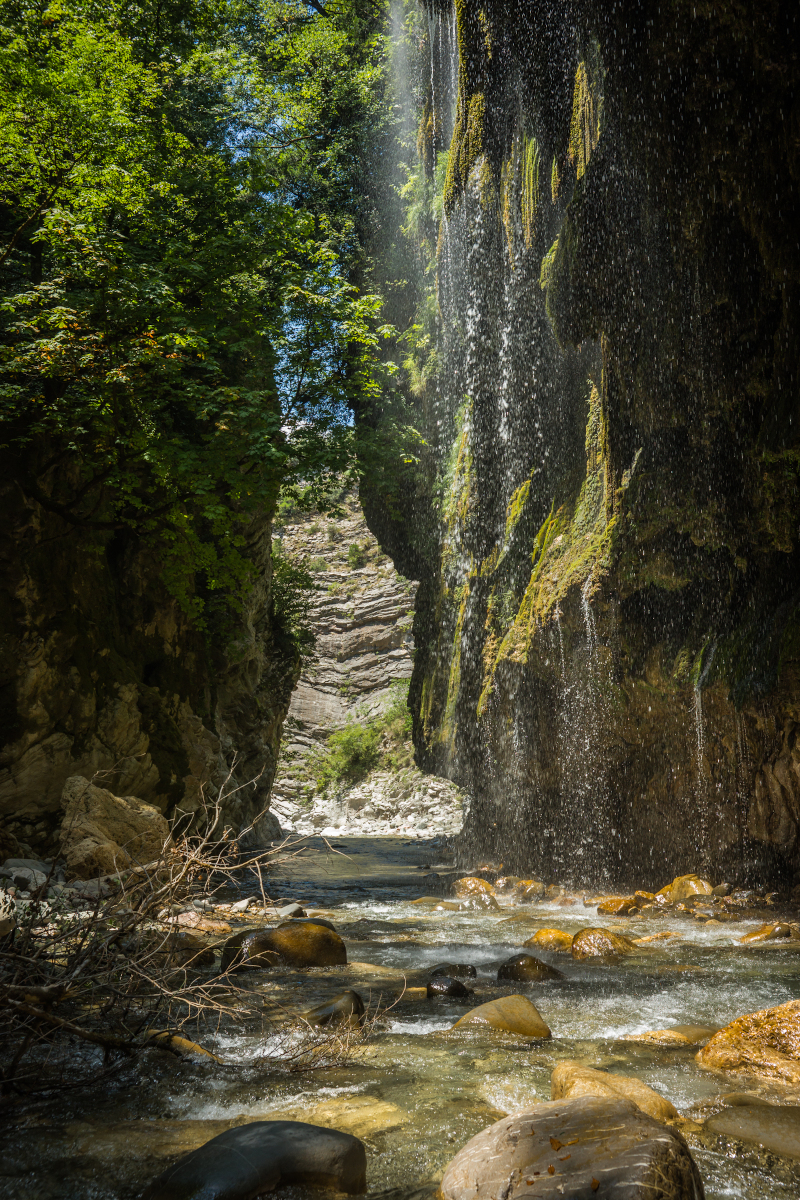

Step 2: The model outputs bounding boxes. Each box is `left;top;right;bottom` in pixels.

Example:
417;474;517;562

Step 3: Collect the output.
3;836;800;1199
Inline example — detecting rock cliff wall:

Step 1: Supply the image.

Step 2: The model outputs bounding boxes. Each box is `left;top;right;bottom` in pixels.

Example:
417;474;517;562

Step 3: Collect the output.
360;0;800;885
0;451;299;856
270;495;464;838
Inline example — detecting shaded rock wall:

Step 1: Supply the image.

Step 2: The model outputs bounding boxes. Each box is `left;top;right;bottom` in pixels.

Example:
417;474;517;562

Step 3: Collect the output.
362;0;800;886
0;449;299;854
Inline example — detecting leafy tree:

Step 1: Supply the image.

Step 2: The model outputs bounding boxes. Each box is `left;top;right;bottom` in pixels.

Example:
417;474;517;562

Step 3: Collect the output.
0;0;396;622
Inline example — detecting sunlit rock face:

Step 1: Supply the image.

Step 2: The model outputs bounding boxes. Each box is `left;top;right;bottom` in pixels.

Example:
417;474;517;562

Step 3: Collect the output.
362;0;800;885
0;468;298;853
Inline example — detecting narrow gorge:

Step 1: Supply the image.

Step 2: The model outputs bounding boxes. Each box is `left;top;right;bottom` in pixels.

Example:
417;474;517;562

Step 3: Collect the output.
2;2;800;1199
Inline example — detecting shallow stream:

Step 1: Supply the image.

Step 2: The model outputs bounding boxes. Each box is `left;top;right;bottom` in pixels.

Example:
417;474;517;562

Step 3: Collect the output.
3;837;800;1199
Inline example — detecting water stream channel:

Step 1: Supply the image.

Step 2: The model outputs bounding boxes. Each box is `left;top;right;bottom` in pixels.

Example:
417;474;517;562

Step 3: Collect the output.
3;837;799;1199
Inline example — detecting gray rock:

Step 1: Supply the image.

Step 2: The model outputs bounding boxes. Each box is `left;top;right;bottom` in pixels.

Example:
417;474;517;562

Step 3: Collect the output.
276;901;306;919
439;1098;704;1200
2;858;50;873
230;896;255;912
0;866;47;892
142;1120;367;1199
705;1102;800;1159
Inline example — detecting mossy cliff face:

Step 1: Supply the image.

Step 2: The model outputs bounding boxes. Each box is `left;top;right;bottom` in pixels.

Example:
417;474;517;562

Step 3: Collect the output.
367;0;800;884
0;447;299;852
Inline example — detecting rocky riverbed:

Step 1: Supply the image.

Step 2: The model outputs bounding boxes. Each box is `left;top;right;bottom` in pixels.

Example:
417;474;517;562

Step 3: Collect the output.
4;841;800;1199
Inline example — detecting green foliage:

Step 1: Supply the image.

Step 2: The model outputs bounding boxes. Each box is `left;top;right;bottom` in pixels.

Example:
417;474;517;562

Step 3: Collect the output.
521;135;540;247
347;542;366;569
0;0;390;624
270;545;317;660
313;678;413;790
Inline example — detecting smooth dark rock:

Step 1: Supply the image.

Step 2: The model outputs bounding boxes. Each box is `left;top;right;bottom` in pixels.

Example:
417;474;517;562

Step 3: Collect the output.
431;962;478;978
303;990;366;1027
427;975;472;998
142;1119;367;1199
439;1098;704;1199
497;953;564;982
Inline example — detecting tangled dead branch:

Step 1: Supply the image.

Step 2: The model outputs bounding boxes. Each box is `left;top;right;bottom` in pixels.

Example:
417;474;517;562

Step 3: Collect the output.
0;762;368;1106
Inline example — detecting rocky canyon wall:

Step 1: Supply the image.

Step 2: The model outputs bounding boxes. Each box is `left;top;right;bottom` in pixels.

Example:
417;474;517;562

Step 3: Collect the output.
361;0;800;885
0;446;299;856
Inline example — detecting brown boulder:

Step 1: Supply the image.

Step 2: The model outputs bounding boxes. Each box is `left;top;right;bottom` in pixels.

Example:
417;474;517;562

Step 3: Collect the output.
738;922;791;943
551;1062;678;1121
523;928;573;953
497;953;563;982
59;775;168;879
453;995;551;1038
515;879;546;901
696;998;800;1084
453;877;497;900
656;874;713;904
597;896;636;916
259;921;347;968
621;1024;717;1047
571;928;637;960
438;1098;703;1200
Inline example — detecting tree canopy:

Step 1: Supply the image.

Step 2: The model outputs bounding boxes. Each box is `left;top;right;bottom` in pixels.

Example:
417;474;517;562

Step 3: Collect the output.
0;0;400;621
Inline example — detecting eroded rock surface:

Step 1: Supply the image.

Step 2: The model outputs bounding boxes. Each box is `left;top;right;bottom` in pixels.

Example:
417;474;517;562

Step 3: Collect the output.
696;999;800;1084
59;775;169;878
438;1099;704;1200
269;498;464;838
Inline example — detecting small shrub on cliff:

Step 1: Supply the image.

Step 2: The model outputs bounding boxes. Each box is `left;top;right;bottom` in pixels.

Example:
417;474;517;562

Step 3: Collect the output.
313;680;414;790
315;721;382;791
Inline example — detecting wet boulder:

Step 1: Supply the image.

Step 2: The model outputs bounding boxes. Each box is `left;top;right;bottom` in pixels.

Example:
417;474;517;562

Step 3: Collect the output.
656;874;713;904
596;895;637;916
459;892;499;911
704;1101;800;1159
264;921;347;967
303;990;365;1028
738;922;791;943
220;928;280;973
453;877;497;900
523;929;573;953
497;953;564;982
453;995;551;1038
142;1120;367;1199
696;998;800;1084
279;916;337;932
515;879;546;901
431;962;478;978
438;1098;703;1200
494;876;523;893
621;1024;718;1048
427;975;472;998
551;1062;678;1122
571;928;637;960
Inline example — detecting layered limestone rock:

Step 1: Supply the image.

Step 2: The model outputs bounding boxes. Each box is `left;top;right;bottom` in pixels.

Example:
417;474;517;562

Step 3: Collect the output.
270;497;463;838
